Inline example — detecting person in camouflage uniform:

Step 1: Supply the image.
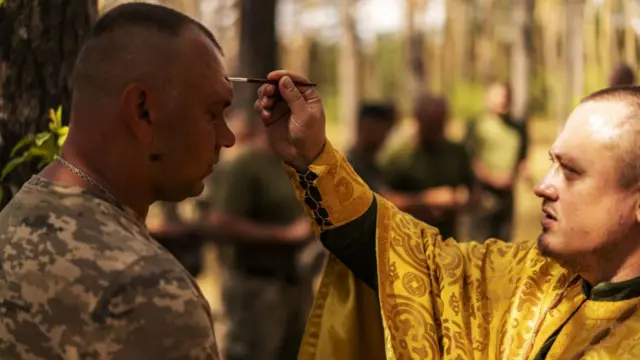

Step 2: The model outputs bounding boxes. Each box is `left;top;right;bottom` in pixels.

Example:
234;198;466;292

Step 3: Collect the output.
0;3;235;359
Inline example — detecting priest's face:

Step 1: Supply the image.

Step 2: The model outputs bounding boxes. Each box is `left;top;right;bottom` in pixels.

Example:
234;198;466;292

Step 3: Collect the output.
534;99;640;270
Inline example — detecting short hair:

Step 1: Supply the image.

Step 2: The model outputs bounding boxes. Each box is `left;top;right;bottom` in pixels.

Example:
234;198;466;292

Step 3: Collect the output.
609;63;636;86
89;2;222;53
414;93;448;120
581;86;640;189
358;102;397;124
71;3;222;97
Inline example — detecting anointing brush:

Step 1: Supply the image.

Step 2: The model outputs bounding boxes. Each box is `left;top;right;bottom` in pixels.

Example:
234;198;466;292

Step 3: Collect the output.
227;77;317;87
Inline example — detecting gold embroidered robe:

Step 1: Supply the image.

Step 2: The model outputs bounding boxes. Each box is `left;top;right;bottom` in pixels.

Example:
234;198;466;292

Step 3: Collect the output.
284;140;640;360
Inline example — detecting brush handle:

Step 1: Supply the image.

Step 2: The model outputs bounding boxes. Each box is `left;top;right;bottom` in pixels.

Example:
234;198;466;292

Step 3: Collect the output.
228;77;317;87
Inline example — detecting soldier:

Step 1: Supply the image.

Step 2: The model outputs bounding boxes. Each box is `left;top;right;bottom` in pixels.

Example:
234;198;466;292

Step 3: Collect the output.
609;63;636;86
346;102;397;192
382;95;473;240
209;119;315;360
0;3;234;359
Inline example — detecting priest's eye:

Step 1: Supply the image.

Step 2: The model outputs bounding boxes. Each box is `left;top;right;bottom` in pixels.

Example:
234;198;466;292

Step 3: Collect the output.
565;163;576;172
549;155;576;174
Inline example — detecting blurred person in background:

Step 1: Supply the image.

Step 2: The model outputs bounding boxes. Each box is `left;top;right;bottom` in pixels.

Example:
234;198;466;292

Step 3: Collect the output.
381;94;473;240
466;82;529;241
346;102;397;193
207;118;316;360
609;63;636;86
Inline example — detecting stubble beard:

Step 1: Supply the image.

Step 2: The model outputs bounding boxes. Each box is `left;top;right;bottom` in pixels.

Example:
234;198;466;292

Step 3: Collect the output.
537;232;622;281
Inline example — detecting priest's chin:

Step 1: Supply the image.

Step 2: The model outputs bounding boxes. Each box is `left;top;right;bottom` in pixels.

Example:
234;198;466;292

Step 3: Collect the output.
537;230;554;257
537;230;600;273
537;231;575;269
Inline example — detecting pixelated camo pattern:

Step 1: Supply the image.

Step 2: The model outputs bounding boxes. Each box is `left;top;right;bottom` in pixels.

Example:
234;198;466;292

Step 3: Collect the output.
0;176;218;359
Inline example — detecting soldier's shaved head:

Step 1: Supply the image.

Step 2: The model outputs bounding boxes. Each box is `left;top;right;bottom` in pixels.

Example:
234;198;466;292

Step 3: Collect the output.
47;3;235;218
71;2;221;115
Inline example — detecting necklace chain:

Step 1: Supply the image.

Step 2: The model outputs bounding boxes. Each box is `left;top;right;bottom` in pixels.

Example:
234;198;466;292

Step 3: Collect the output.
55;156;118;205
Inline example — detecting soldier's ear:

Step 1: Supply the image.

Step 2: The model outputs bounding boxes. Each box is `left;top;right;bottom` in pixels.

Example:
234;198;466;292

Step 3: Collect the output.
121;83;153;146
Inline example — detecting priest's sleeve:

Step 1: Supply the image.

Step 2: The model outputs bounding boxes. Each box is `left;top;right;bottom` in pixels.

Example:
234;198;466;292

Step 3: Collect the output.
284;140;572;360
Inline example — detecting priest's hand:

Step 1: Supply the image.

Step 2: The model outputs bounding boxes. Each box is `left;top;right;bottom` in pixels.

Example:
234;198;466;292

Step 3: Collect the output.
254;70;326;172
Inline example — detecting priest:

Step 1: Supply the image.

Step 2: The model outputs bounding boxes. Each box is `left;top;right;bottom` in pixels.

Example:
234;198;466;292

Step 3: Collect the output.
255;72;640;360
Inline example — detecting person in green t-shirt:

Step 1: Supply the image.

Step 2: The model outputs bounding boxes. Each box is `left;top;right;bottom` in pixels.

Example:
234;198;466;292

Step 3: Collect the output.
465;82;529;241
381;95;473;240
205;121;317;360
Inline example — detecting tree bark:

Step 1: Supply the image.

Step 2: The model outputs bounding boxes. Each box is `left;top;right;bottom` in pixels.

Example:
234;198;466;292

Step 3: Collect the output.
623;0;637;70
405;0;427;97
510;0;535;121
0;0;98;208
338;0;359;149
235;0;278;133
476;0;495;83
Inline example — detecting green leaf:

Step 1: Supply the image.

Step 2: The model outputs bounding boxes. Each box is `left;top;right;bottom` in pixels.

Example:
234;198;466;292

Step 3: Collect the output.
0;0;5;8
55;106;62;128
34;132;52;147
10;135;35;157
27;148;51;160
56;126;68;137
57;131;68;148
40;137;58;156
0;187;4;204
1;152;33;181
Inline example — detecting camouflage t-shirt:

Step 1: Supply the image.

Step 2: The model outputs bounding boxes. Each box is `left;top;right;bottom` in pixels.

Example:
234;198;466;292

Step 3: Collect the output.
0;176;218;360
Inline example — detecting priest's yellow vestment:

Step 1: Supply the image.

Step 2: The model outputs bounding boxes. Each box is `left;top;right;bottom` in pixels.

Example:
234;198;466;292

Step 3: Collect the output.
284;141;640;360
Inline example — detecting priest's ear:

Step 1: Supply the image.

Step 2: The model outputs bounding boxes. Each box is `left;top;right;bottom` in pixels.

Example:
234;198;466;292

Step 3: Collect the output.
634;186;640;224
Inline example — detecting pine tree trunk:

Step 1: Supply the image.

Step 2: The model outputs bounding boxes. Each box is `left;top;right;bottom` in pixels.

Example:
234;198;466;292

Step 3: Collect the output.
0;0;98;208
623;0;638;70
338;0;359;149
235;0;278;133
510;0;535;121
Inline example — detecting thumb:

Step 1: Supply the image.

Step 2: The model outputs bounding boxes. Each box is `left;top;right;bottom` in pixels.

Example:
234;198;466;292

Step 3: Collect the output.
278;76;308;115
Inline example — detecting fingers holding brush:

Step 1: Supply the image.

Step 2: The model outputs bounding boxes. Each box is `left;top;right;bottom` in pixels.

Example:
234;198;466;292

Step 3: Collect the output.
255;84;285;125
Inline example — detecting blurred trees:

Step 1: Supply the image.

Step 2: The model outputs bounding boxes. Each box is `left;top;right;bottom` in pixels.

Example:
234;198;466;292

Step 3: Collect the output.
298;0;639;130
0;0;97;207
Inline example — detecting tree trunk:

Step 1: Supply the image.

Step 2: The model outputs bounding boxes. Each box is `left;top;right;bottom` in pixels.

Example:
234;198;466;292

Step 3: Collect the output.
477;0;495;83
338;0;359;149
235;0;278;133
583;0;599;93
0;0;98;208
558;0;584;127
281;0;310;78
599;0;617;85
450;0;471;85
623;0;638;70
405;0;427;97
510;0;535;121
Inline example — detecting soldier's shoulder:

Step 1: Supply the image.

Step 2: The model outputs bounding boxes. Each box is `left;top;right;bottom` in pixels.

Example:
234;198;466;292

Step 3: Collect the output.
0;180;166;276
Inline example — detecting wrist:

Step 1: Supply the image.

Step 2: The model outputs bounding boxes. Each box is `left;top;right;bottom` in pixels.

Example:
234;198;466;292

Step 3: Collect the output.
290;139;327;173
